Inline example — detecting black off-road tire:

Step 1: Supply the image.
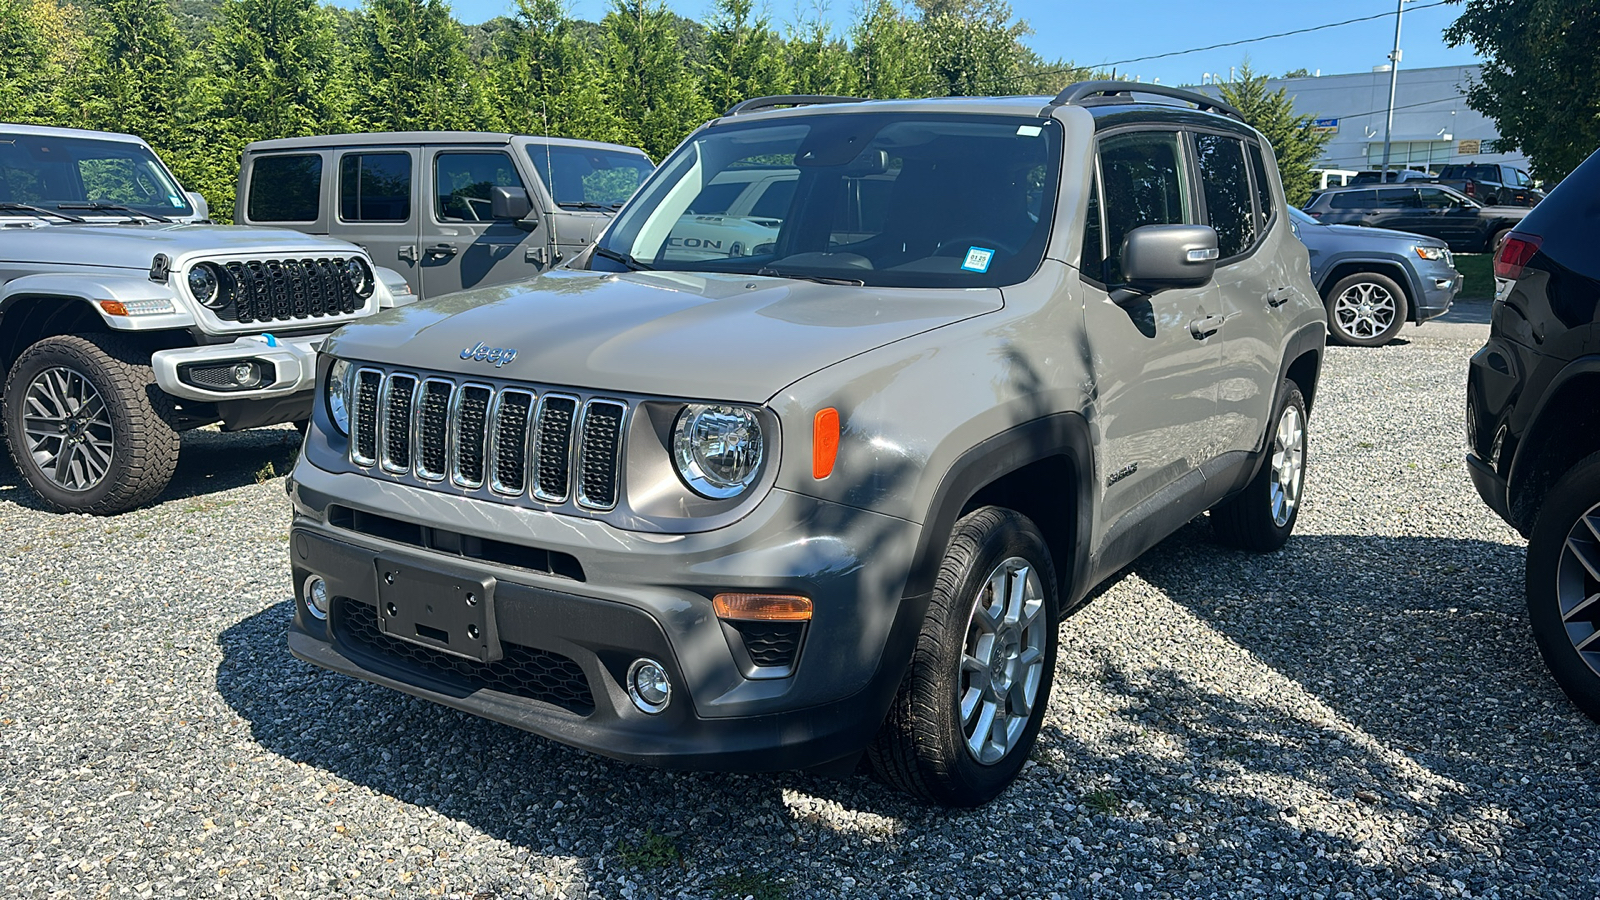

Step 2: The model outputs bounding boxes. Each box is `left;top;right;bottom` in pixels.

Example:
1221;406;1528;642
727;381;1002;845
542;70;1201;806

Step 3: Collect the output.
1323;271;1409;347
3;334;181;514
1212;382;1308;552
868;506;1059;807
1525;451;1600;724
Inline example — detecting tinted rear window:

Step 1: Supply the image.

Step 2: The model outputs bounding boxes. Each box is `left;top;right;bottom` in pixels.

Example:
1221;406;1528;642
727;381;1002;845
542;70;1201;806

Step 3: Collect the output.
1329;190;1378;209
340;153;411;222
248;154;322;222
1194;133;1257;258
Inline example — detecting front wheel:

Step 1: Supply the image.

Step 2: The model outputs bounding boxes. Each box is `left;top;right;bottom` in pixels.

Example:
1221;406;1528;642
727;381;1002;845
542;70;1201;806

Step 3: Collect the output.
1525;452;1600;723
868;507;1059;806
3;334;181;514
1211;381;1308;552
1324;271;1408;347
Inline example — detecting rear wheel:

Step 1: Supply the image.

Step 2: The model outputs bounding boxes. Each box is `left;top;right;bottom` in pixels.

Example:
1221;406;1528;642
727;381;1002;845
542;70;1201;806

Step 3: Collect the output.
1325;271;1408;347
3;334;180;514
1526;452;1600;723
1212;382;1308;552
869;506;1058;807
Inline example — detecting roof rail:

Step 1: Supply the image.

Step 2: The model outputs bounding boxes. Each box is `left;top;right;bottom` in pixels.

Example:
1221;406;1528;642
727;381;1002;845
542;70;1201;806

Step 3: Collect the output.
1048;80;1245;122
724;95;862;117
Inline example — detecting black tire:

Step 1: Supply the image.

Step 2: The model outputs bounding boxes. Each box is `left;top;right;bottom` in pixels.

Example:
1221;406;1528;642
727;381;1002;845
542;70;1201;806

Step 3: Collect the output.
868;506;1059;807
3;334;181;514
1323;271;1409;347
1212;381;1308;552
1525;451;1600;723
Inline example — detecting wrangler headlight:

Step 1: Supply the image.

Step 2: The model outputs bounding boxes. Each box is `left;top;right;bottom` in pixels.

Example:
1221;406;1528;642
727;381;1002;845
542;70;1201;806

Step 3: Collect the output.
188;263;227;308
673;404;765;499
344;257;375;299
326;359;352;435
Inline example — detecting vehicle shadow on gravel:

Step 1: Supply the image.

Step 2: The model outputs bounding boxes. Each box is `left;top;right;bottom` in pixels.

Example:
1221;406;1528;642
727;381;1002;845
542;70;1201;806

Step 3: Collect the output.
0;424;301;513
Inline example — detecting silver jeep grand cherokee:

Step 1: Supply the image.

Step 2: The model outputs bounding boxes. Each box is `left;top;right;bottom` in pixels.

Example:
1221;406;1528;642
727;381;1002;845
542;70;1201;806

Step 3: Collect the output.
1;124;406;514
287;84;1326;806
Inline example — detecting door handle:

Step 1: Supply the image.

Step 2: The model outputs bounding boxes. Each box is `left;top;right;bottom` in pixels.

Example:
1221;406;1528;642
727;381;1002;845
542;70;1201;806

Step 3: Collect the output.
426;243;458;259
397;245;418;263
1266;287;1295;308
1189;314;1226;340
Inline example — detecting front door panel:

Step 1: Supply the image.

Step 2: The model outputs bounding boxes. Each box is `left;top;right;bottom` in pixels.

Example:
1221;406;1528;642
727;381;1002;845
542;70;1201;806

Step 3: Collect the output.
421;149;547;300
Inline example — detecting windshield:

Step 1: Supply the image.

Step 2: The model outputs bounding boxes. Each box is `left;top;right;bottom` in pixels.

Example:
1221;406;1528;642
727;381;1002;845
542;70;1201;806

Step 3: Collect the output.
594;113;1061;288
0;132;193;219
526;144;654;209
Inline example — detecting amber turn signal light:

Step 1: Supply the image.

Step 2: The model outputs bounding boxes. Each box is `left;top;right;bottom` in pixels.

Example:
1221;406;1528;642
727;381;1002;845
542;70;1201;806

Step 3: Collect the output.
713;592;813;622
813;407;840;480
98;300;129;317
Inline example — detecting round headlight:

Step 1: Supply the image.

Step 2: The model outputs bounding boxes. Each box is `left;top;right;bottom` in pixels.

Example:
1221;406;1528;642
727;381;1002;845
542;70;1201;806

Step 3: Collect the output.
672;404;765;499
326;359;352;435
344;257;374;299
188;264;222;307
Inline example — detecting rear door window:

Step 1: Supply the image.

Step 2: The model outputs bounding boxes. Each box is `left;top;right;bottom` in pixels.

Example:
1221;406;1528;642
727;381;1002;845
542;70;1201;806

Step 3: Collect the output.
1246;142;1274;233
248;154;322;222
340;152;411;222
1193;132;1257;259
1098;130;1191;284
1375;188;1417;208
1329;190;1378;209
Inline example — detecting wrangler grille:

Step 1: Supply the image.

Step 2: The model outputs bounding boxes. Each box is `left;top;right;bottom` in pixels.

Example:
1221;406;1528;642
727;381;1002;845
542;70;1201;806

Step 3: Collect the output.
209;257;363;325
348;368;626;512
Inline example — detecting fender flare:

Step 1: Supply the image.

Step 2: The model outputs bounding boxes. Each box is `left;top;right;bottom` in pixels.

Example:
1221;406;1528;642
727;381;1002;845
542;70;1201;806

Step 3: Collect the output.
0;273;195;330
904;411;1097;608
1505;355;1600;526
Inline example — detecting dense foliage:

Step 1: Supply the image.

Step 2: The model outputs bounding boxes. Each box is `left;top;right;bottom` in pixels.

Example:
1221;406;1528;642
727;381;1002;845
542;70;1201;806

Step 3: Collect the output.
1217;63;1332;208
0;0;1091;220
1446;0;1600;183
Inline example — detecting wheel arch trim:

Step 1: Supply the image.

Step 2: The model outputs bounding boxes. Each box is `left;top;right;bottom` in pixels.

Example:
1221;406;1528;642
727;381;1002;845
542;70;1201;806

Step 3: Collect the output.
0;274;195;332
1506;356;1600;531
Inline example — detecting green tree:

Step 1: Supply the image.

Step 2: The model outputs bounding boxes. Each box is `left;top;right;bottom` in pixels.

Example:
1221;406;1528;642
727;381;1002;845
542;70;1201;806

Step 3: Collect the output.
850;0;931;99
1446;0;1600;183
491;0;632;144
600;0;712;158
785;3;856;96
0;0;80;123
1217;62;1332;207
74;0;195;155
355;0;489;132
917;0;1029;96
700;0;789;114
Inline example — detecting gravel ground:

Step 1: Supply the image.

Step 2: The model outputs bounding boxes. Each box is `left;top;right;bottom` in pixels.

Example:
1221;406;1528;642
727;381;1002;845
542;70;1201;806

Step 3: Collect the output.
6;302;1600;900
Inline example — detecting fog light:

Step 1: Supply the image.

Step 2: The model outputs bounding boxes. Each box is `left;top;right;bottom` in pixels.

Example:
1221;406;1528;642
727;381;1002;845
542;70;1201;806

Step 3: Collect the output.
232;361;261;387
627;658;671;714
304;576;330;620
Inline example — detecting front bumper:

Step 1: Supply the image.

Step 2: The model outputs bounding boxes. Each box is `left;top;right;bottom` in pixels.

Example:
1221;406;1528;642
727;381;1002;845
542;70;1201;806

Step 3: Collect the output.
1414;260;1462;323
152;334;326;402
285;462;926;771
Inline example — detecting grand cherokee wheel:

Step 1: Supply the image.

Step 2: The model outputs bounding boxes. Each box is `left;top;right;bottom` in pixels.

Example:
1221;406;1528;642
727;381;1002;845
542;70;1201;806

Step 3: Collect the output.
869;506;1058;806
1211;381;1307;552
1526;452;1600;723
3;334;180;514
1325;272;1408;347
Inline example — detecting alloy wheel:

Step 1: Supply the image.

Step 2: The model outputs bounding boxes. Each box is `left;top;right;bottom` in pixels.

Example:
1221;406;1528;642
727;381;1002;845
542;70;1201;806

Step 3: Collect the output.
21;366;115;492
1553;505;1600;680
1332;281;1398;341
1270;404;1306;527
959;557;1048;765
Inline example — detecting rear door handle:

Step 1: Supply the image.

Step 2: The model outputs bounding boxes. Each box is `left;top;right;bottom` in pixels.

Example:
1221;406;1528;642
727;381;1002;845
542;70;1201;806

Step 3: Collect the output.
426;243;458;259
1189;314;1226;340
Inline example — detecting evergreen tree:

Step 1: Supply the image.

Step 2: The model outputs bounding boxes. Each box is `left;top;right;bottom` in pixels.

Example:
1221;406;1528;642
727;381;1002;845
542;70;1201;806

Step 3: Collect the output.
700;0;788;115
917;0;1028;96
1217;62;1332;207
74;0;195;154
492;0;632;144
355;0;489;132
600;0;712;159
0;0;78;124
850;0;931;99
785;3;856;96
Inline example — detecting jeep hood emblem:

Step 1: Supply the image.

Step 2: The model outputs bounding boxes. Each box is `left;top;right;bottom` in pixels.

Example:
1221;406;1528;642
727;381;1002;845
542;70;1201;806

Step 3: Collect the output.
461;341;517;367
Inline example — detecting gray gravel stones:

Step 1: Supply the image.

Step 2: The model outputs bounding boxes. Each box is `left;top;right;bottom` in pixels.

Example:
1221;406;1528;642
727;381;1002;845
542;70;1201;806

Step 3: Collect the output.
4;306;1598;899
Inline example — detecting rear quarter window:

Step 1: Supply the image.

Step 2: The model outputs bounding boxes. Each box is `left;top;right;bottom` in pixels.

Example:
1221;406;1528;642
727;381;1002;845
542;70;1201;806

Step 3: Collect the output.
247;154;322;222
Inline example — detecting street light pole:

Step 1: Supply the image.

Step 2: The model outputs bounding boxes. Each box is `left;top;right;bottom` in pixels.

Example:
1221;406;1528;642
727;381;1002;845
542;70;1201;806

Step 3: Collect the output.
1379;0;1405;181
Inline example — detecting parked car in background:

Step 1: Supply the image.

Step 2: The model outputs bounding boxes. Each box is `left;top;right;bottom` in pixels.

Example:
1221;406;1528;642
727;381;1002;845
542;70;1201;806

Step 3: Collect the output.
0;123;406;514
1348;168;1436;185
1465;146;1600;723
237;133;654;301
1313;168;1360;190
1434;162;1543;207
1287;208;1459;346
1303;184;1529;254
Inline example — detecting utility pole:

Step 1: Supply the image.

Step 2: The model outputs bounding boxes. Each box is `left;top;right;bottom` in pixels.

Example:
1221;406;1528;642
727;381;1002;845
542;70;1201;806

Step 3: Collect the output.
1379;0;1405;181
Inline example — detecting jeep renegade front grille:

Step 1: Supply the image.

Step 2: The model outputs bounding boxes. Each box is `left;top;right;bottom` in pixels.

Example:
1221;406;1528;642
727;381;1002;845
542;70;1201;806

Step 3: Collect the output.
348;367;627;512
210;257;363;325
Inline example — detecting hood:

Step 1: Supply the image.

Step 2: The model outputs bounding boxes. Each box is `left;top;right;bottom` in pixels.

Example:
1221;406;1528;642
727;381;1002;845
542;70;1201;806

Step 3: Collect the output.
324;269;1003;403
1320;223;1447;246
0;223;365;271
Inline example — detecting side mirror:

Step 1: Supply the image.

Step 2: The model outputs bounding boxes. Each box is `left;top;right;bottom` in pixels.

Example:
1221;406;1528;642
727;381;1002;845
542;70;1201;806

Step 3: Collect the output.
1119;224;1219;295
490;186;533;224
185;191;210;222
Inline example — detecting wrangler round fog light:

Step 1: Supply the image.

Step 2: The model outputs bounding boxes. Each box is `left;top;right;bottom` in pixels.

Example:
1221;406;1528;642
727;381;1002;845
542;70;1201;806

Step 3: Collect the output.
627;658;671;714
304;576;330;620
232;361;262;388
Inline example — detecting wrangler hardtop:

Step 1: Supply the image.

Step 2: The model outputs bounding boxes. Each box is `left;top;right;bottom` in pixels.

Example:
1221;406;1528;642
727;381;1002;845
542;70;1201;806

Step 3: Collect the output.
285;83;1325;806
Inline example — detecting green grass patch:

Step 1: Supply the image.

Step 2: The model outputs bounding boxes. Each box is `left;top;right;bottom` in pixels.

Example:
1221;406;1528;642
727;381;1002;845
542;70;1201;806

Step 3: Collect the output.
617;829;679;871
1083;787;1122;815
712;870;788;900
1454;253;1494;300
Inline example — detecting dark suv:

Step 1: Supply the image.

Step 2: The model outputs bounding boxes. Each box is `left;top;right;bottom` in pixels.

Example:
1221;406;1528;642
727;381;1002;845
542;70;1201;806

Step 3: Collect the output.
1435;162;1543;207
1466;147;1600;721
1304;184;1529;254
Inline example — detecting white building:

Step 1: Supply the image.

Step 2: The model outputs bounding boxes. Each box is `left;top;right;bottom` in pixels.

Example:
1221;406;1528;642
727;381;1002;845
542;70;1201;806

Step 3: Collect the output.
1194;65;1529;174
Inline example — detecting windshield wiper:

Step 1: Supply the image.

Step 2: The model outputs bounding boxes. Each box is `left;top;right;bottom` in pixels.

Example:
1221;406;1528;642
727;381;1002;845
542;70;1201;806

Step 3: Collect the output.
559;201;612;210
592;245;652;271
0;202;86;223
756;267;866;287
57;201;173;223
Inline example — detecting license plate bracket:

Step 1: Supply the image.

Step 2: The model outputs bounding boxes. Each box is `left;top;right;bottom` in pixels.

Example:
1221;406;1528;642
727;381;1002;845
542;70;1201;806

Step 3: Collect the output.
374;556;501;663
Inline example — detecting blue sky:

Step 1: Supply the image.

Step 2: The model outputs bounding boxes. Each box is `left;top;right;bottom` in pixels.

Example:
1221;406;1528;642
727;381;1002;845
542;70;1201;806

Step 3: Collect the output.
337;0;1482;87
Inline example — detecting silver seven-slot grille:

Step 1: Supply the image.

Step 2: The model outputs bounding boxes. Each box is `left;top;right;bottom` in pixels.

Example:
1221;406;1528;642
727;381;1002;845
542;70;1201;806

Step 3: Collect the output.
348;367;626;511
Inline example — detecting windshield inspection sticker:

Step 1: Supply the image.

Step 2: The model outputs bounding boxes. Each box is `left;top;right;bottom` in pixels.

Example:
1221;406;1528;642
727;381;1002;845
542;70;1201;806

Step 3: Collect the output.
961;247;995;273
